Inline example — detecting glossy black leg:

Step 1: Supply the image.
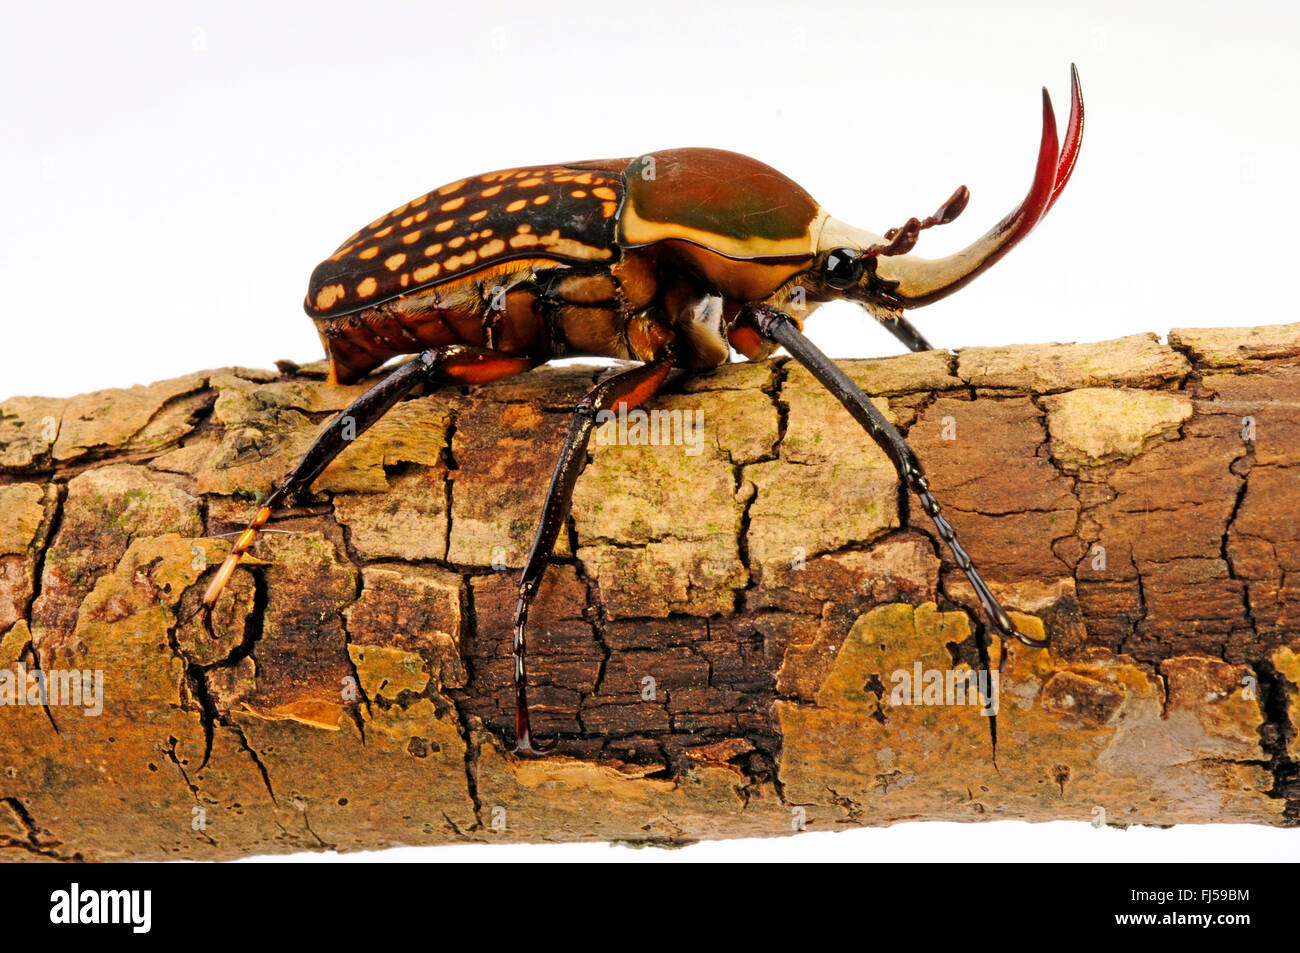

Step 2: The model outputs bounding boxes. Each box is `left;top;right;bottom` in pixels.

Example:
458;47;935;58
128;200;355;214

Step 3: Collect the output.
877;311;935;353
748;303;1046;650
197;346;530;619
512;351;676;754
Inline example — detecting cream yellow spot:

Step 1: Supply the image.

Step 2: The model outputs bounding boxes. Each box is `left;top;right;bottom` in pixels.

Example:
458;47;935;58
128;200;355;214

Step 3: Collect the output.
400;215;414;227
435;219;455;232
411;195;427;207
505;199;527;212
533;229;613;259
449;236;466;248
469;209;488;221
517;223;533;233
517;177;542;188
508;234;539;248
437;179;467;196
400;273;410;286
385;253;407;271
359;246;380;259
552;174;574;182
573;173;593;185
592;186;616;200
440;196;466;211
533;194;551;205
415;210;429;222
374;225;394;238
571;190;587;198
392;203;410;216
601;201;618;218
480;238;505;256
513;170;532;179
357;277;378;297
315;284;346;310
413;263;440;282
402;230;422;245
424;243;443;256
481;228;492;237
480;185;503;197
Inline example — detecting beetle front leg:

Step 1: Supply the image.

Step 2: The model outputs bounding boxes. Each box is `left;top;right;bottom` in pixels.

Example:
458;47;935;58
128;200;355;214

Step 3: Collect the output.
512;349;677;755
194;347;533;627
747;303;1046;650
876;311;935;353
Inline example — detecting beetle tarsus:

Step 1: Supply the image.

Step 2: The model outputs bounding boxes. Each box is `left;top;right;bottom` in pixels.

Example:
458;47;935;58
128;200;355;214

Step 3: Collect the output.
510;595;553;755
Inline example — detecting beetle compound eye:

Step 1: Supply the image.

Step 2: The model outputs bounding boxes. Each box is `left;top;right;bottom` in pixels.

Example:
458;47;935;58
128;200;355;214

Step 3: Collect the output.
823;248;863;290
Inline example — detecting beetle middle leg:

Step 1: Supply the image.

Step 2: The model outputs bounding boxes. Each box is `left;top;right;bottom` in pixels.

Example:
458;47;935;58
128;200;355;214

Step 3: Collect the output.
747;303;1047;651
194;346;534;625
511;347;677;755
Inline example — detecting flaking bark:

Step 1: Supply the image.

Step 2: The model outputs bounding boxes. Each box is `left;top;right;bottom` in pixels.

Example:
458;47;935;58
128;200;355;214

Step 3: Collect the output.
2;321;1299;860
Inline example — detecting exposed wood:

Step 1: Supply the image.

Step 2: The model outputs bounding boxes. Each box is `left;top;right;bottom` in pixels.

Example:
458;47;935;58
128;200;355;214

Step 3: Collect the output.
2;322;1299;860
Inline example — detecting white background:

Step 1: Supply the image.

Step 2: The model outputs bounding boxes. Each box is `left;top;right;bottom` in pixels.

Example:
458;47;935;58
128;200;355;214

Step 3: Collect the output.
3;1;1297;861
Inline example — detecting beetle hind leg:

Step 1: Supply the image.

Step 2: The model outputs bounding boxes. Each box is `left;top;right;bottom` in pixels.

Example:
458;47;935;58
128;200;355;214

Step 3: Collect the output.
193;347;533;628
511;349;677;755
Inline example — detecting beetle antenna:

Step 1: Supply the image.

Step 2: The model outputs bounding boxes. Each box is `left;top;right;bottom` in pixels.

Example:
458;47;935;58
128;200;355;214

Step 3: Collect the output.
870;185;971;258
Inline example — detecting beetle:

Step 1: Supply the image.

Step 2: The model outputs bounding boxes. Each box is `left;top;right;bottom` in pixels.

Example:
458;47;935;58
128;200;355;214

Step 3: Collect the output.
198;67;1084;754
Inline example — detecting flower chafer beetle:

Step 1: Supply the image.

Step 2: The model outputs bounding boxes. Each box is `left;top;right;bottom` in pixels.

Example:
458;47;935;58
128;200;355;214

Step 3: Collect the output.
199;67;1084;754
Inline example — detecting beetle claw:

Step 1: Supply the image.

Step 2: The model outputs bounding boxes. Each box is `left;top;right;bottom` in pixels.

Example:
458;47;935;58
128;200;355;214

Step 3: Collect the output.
180;600;219;643
1011;628;1051;649
511;734;555;757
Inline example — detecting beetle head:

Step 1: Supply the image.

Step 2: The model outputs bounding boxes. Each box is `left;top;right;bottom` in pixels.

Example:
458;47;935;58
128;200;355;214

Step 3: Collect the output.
805;65;1083;320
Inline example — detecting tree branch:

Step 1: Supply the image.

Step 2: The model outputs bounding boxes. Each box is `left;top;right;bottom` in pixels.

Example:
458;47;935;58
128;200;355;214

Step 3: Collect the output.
2;322;1298;859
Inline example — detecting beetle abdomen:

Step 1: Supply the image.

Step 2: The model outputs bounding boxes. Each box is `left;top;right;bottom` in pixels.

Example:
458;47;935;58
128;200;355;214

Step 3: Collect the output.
305;165;626;320
314;260;553;384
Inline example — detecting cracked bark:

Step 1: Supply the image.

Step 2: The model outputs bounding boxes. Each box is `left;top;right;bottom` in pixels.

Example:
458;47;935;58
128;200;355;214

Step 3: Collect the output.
1;322;1299;861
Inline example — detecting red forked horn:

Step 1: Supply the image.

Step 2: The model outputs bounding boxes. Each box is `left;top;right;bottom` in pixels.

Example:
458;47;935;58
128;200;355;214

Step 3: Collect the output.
873;64;1085;307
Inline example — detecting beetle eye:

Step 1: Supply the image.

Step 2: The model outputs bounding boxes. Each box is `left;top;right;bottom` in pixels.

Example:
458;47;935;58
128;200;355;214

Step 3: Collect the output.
823;247;863;290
